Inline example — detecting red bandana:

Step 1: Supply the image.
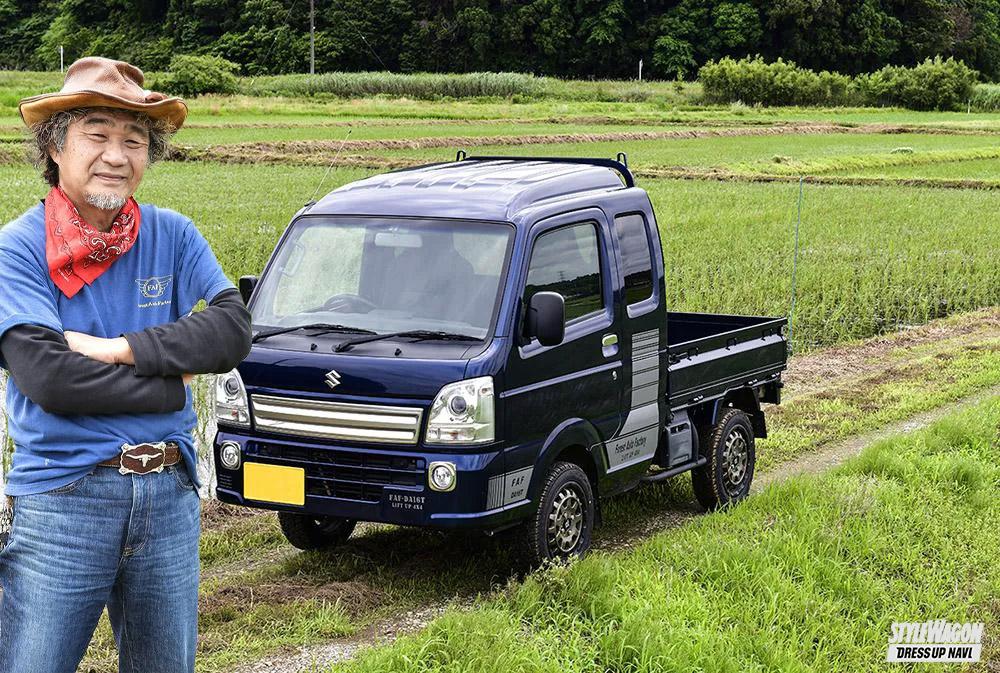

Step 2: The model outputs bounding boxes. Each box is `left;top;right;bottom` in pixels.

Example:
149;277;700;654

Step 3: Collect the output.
44;186;141;298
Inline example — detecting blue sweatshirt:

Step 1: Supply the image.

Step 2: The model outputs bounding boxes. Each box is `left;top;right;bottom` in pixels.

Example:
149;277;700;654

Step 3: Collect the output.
0;201;235;496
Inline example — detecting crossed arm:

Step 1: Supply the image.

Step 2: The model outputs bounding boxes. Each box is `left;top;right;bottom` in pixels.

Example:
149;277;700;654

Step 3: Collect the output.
0;288;252;415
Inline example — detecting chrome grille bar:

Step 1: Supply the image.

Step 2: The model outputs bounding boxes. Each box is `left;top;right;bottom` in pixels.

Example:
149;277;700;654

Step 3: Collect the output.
251;394;423;444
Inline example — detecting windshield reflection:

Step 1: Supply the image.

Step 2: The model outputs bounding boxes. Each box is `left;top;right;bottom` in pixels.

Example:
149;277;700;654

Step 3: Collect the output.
251;217;514;342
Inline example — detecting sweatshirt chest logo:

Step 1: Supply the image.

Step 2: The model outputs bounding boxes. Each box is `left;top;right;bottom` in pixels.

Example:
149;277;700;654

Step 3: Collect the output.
135;276;174;308
136;275;172;298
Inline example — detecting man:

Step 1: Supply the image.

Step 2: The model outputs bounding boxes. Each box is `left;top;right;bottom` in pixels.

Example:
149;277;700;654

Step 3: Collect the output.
0;57;252;672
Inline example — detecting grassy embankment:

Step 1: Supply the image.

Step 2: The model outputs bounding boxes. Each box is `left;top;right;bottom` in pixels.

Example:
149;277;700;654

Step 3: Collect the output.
337;396;1000;673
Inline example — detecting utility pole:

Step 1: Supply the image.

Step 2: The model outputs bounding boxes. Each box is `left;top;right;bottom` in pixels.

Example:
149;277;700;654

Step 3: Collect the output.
59;45;64;73
309;0;315;75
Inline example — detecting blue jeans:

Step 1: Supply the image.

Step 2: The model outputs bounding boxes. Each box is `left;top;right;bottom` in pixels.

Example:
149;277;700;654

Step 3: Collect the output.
0;462;201;673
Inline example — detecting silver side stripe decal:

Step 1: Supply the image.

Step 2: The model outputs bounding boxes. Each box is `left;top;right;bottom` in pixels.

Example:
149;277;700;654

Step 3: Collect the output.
487;466;533;510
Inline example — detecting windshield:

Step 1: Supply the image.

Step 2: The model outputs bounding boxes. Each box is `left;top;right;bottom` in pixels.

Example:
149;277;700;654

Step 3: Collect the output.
251;217;515;341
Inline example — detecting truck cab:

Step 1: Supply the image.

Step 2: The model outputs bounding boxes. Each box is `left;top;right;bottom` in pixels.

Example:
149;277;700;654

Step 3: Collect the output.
214;156;787;563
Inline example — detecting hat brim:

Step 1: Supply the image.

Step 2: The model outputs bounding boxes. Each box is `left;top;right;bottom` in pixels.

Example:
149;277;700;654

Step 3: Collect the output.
19;90;188;130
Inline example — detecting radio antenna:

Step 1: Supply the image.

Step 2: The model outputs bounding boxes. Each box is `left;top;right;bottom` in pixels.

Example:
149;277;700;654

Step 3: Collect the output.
308;128;354;206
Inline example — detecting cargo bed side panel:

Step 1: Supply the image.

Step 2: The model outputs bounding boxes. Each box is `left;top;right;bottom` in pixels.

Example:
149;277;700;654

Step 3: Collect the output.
666;312;787;409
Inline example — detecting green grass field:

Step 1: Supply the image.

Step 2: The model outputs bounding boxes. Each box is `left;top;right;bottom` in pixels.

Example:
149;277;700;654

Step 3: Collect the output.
2;75;1000;671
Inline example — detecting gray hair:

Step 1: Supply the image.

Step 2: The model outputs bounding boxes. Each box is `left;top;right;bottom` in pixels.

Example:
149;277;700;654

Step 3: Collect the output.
28;106;174;187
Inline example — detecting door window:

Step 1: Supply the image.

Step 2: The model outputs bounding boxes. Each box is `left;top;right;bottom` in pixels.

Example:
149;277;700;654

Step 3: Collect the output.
524;222;604;323
613;213;654;307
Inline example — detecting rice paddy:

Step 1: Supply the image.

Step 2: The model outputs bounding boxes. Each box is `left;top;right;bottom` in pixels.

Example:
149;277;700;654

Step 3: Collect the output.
3;112;998;352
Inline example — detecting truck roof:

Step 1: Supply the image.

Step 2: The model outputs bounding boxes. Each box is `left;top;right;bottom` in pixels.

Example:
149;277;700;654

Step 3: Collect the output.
308;158;631;221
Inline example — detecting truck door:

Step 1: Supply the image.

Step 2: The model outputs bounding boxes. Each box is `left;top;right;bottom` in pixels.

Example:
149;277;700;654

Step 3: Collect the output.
599;209;665;471
503;209;624;478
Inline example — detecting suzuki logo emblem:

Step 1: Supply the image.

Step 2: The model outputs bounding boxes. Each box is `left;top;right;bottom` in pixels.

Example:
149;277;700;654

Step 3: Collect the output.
325;370;342;389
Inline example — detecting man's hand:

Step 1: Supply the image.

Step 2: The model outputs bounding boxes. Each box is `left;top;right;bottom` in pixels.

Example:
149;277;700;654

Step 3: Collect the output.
65;330;194;386
64;331;134;365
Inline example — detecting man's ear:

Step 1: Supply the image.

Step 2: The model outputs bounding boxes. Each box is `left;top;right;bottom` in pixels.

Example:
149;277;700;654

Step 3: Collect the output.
48;143;61;167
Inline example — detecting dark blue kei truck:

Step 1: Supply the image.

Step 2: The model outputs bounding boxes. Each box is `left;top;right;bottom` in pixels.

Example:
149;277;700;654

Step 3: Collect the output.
213;155;787;564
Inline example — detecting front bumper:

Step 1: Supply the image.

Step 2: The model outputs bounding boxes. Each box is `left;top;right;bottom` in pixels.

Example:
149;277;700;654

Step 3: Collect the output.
213;428;525;530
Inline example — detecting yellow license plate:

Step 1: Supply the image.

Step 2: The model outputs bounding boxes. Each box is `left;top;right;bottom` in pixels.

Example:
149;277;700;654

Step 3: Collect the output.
243;463;305;506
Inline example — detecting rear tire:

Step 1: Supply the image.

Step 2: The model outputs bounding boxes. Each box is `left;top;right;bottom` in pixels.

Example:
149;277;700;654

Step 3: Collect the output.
519;461;595;567
691;408;755;511
278;512;357;550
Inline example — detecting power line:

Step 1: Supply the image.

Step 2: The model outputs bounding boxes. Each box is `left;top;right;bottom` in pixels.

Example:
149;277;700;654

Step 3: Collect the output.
247;0;301;88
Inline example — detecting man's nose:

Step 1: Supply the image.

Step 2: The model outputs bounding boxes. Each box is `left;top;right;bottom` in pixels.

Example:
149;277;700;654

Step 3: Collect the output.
101;141;129;167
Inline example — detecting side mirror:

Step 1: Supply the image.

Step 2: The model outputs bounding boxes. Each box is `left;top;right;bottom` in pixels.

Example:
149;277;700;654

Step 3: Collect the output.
239;275;258;306
526;291;565;347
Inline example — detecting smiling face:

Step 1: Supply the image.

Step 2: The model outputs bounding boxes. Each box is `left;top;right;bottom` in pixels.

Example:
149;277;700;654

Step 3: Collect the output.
48;108;150;214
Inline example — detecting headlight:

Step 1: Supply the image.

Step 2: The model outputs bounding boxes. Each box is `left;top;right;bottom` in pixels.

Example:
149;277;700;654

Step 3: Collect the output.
219;441;242;470
425;376;494;445
216;368;250;428
428;461;457;492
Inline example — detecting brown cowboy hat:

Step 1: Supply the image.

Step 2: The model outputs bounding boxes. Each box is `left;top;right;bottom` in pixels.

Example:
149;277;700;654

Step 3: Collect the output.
19;56;188;130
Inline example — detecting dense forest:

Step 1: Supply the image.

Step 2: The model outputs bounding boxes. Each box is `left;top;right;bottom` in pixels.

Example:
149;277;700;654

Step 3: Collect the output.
3;0;1000;80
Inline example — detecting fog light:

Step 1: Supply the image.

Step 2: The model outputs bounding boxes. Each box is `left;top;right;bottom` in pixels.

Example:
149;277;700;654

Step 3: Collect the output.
220;441;242;470
428;461;456;492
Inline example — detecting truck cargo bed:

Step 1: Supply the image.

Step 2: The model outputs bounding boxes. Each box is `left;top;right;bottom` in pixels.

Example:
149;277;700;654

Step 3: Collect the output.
666;312;787;409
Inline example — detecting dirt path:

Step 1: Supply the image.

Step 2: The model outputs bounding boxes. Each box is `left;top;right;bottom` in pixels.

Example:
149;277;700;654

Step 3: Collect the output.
755;382;1000;491
781;307;1000;398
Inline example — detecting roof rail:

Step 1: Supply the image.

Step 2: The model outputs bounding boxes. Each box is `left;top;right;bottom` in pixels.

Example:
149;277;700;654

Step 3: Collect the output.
456;151;635;189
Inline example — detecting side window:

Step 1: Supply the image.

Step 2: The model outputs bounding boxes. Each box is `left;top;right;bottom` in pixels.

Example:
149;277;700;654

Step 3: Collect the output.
614;213;654;306
524;222;604;323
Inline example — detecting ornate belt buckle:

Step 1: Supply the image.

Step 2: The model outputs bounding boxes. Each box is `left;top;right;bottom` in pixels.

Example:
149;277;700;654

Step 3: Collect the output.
119;441;167;476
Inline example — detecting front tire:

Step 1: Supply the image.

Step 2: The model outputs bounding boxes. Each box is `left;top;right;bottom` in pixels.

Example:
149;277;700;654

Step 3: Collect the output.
691;408;756;511
519;461;595;567
278;512;356;550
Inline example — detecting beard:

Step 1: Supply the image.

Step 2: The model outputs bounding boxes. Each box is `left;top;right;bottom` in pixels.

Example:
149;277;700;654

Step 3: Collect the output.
84;191;127;211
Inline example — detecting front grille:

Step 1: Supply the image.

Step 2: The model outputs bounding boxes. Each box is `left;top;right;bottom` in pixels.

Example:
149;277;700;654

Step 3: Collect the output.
249;442;425;503
251;394;424;444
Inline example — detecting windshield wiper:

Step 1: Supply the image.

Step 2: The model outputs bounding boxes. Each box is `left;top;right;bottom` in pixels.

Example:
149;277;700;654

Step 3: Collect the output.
252;323;377;344
335;329;480;352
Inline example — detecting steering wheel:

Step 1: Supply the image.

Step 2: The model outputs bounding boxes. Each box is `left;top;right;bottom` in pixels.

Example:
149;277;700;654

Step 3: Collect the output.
320;293;378;313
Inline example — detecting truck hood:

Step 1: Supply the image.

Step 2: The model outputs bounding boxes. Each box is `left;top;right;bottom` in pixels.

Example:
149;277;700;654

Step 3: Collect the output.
237;343;469;401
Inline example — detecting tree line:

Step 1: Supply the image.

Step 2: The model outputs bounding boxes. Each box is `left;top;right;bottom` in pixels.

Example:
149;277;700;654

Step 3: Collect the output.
3;0;1000;81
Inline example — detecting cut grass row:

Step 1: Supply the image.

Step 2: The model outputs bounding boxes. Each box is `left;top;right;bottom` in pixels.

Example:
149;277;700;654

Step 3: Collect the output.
337;395;1000;673
347;132;1000;172
1;163;996;352
829;155;1000;180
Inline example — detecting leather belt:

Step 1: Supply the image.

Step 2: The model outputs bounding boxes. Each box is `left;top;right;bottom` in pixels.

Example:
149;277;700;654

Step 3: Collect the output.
99;441;182;476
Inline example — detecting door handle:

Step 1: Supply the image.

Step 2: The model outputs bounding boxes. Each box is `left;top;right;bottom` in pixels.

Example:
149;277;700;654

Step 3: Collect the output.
602;334;618;348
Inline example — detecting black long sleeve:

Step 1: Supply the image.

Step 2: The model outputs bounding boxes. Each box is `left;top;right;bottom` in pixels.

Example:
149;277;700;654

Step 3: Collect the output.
0;325;186;415
122;288;252;377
